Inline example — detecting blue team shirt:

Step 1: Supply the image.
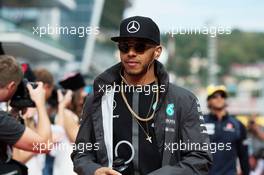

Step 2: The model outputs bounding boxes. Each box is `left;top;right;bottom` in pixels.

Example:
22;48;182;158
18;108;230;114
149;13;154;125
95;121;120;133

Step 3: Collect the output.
204;113;249;175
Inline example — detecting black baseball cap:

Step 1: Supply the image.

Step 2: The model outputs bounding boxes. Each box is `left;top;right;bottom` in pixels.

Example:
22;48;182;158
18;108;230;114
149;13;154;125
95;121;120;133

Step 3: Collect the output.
59;72;85;91
111;16;160;45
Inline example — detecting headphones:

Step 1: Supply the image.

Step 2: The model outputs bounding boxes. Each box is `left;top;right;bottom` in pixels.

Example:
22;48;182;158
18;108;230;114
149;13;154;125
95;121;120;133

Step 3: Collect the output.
113;140;135;172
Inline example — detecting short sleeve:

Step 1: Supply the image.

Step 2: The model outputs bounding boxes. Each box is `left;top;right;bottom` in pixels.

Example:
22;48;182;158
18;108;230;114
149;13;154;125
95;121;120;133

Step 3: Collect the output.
0;111;25;145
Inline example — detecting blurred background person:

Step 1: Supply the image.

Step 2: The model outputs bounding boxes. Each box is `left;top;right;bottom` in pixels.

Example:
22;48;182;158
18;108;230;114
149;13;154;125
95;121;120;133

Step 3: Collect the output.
30;67;78;175
34;68;55;102
248;114;264;175
13;66;55;175
248;114;264;141
59;73;87;117
249;149;264;175
58;72;87;142
41;72;88;175
31;68;55;175
49;89;77;175
204;85;250;175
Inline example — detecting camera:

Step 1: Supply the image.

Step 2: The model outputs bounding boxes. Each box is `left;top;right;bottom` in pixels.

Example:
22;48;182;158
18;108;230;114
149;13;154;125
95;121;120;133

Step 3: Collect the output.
47;86;67;107
10;79;38;108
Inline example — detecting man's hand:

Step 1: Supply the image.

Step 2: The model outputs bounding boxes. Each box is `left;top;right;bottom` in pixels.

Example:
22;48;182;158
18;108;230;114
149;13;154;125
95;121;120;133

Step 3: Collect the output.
94;167;121;175
27;82;46;107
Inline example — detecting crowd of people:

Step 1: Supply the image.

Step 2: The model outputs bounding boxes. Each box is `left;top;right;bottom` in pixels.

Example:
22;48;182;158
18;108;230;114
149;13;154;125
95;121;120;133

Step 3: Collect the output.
0;16;264;175
0;55;89;175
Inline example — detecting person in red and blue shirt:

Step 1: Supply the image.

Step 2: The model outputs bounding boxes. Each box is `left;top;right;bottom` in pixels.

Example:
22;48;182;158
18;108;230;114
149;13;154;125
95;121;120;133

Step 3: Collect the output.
204;85;250;175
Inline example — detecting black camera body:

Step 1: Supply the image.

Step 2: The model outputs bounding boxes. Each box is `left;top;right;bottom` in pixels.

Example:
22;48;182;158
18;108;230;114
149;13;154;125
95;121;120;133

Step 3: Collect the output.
10;79;38;109
47;86;67;107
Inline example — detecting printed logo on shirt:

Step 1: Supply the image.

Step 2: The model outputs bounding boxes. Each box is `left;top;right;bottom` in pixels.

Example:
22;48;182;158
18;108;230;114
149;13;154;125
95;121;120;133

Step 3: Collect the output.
199;115;205;121
223;122;235;132
113;99;119;119
114;140;135;164
166;103;174;117
166;118;176;125
201;123;215;135
200;124;208;134
165;103;176;131
196;100;202;113
165;127;175;132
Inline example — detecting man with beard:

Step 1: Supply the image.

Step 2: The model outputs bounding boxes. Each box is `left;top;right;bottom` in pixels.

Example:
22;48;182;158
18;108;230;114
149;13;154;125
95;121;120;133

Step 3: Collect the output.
204;85;249;175
71;16;212;175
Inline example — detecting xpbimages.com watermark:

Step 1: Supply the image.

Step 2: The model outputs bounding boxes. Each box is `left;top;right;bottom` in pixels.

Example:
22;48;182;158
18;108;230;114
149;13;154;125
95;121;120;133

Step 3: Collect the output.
33;140;100;153
98;82;166;95
165;26;232;37
164;140;232;154
32;24;100;37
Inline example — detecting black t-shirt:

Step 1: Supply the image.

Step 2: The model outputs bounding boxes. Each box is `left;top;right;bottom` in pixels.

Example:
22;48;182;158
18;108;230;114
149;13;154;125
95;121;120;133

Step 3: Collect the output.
113;82;162;175
0;111;25;163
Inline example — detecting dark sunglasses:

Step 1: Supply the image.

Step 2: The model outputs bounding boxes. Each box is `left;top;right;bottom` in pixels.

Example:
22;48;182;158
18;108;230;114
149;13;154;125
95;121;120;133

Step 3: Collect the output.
118;42;156;53
211;93;226;99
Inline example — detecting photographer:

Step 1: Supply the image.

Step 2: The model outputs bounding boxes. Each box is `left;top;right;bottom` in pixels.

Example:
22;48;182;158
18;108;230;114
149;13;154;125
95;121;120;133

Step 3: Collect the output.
0;55;52;174
12;67;55;175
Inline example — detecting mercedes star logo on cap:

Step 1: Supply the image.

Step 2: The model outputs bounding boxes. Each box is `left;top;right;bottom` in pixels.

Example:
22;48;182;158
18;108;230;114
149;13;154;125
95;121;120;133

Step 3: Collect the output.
127;20;140;33
111;16;160;45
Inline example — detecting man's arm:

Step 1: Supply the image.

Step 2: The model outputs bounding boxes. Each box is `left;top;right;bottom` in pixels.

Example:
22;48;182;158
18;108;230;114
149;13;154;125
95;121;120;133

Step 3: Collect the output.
71;94;120;175
12;148;35;163
71;94;102;175
14;82;52;153
148;97;212;175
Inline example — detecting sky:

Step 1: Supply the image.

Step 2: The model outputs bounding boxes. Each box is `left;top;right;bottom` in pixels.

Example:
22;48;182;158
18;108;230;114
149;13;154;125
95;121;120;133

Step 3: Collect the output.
124;0;264;33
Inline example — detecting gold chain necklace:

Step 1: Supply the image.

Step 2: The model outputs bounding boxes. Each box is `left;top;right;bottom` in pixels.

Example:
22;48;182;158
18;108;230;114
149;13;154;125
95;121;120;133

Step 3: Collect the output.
120;80;159;122
120;79;159;143
133;116;153;143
